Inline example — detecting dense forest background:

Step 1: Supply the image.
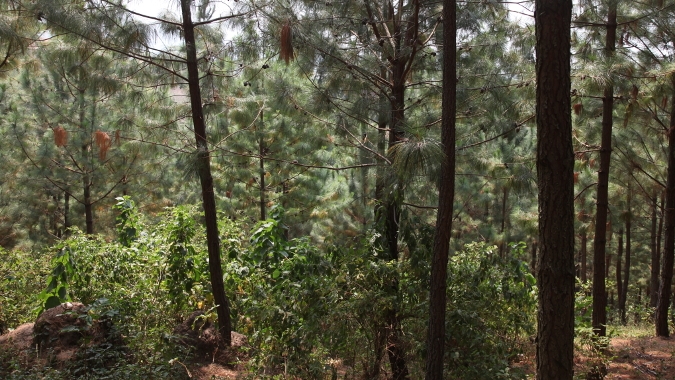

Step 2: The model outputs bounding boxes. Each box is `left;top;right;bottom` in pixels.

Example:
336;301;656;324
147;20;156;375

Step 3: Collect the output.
1;0;675;378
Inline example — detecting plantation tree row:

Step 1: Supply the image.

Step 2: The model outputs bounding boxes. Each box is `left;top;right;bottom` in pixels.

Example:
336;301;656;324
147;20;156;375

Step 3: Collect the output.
1;0;675;378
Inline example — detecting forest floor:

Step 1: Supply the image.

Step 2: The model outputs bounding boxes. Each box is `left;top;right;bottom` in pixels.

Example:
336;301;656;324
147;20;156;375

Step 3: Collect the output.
514;326;675;379
3;321;675;379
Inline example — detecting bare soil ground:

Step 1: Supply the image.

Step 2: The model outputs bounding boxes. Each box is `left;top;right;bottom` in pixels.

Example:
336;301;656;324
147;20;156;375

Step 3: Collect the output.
603;336;675;379
0;307;250;380
513;330;675;379
5;318;675;379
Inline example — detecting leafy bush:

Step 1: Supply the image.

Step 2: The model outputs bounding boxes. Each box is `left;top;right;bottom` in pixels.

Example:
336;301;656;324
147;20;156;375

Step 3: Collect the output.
444;242;536;379
1;201;227;379
2;200;539;379
228;206;336;377
0;248;51;329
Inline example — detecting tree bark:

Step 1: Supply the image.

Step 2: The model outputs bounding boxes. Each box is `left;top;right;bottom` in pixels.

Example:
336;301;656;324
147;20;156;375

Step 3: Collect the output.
651;192;660;308
531;240;538;275
592;3;617;337
425;0;456;378
76;86;94;235
581;230;588;283
180;0;232;345
535;0;575;377
621;193;632;325
83;174;93;234
259;112;266;221
379;2;422;377
616;228;623;318
64;191;70;234
499;186;508;257
655;76;675;337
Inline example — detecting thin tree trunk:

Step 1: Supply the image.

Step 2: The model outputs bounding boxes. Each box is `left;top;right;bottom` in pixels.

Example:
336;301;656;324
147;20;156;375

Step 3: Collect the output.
380;2;423;377
282;181;289;240
499;186;508;257
648;192;659;307
535;0;575;377
180;0;232;345
655;192;664;309
259;118;266;221
592;3;617;337
425;0;456;377
64;191;70;234
651;192;660;308
531;240;538;275
635;287;642;324
371;66;388;379
605;248;612;279
366;326;385;378
621;193;632;325
77;86;94;235
655;76;675;337
51;194;60;238
83;175;93;234
616;229;623;319
609;290;614;307
383;74;407;380
581;230;588;283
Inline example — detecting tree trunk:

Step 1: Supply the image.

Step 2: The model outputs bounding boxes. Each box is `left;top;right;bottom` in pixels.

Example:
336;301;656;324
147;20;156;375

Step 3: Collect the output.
621;194;632;325
385;309;407;380
425;0;456;378
651;192;660;308
605;249;612;279
77;86;94;235
635;287;642;324
180;0;232;345
366;325;385;379
83;174;93;234
534;0;575;377
380;3;425;377
64;191;70;234
370;66;388;380
259;114;266;221
531;240;538;275
592;3;617;337
383;68;408;380
616;228;623;318
499;186;508;257
581;230;588;283
655;76;675;337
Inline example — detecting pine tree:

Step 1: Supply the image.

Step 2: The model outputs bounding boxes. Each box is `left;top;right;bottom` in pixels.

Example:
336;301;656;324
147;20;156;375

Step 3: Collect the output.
535;0;575;377
20;41;127;234
425;1;455;377
25;0;249;345
594;0;675;336
0;0;39;75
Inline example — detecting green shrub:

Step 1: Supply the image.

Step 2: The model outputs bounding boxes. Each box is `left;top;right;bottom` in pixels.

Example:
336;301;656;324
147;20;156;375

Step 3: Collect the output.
444;242;536;379
0;248;51;329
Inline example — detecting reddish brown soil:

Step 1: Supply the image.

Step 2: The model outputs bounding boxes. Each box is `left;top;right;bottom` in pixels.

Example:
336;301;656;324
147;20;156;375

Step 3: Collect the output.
604;336;674;379
514;334;675;379
6;320;674;379
0;321;250;379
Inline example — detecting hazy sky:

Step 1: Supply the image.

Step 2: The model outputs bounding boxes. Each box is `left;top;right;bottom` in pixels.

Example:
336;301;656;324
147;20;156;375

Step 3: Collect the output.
125;0;175;18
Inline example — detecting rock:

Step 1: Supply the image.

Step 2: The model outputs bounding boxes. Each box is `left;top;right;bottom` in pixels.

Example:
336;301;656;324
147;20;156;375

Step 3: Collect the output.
33;302;88;349
173;311;248;355
0;322;35;350
32;302;123;355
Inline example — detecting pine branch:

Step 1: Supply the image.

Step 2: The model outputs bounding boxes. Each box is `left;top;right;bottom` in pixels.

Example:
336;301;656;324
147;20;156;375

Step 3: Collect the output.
458;115;533;151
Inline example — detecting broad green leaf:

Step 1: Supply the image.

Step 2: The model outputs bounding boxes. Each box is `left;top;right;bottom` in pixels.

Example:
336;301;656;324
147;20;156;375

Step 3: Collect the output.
45;295;61;310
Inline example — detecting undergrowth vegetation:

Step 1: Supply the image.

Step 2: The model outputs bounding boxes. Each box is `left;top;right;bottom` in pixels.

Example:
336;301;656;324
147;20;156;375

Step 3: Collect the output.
1;197;537;379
